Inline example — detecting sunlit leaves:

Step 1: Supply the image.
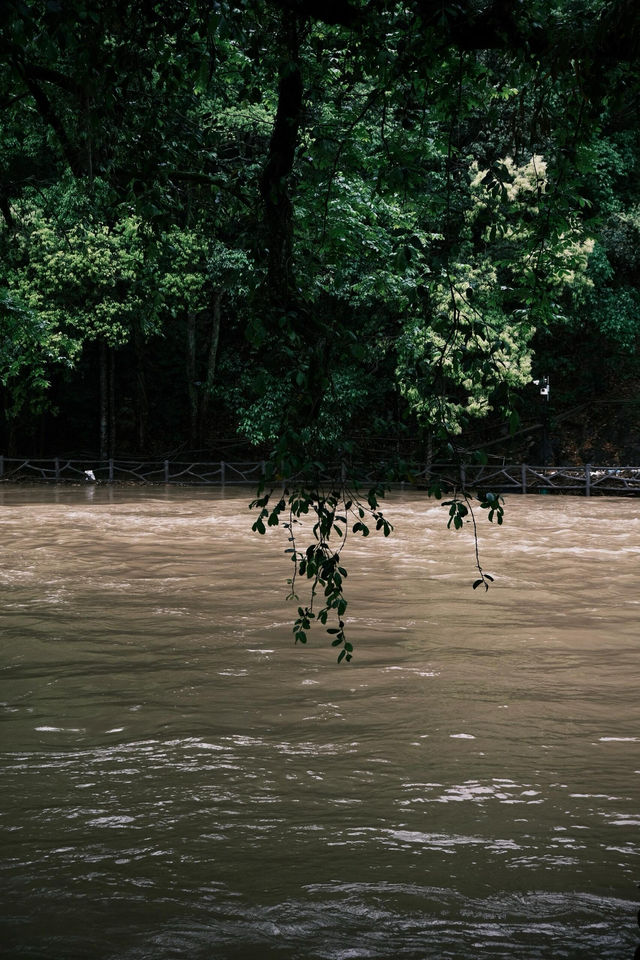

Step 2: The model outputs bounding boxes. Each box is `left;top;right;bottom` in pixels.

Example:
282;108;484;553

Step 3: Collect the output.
3;178;157;352
395;145;598;437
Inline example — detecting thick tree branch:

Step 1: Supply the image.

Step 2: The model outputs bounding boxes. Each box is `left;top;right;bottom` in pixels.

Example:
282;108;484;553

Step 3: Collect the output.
270;0;361;28
16;61;81;97
259;17;303;308
15;64;85;177
273;0;640;70
0;188;14;229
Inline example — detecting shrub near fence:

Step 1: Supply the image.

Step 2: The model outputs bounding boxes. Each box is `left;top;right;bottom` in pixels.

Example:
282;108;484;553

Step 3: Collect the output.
1;457;640;495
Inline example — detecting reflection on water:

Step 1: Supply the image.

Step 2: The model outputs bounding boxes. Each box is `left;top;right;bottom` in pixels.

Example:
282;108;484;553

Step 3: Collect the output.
1;485;639;958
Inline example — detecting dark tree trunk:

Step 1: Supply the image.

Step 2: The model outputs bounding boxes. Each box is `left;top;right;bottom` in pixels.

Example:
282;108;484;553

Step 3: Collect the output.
200;292;222;444
131;322;149;453
0;189;15;230
7;418;17;457
135;360;148;455
98;342;116;458
185;310;198;449
99;340;108;459
258;14;334;434
108;347;116;457
259;18;303;311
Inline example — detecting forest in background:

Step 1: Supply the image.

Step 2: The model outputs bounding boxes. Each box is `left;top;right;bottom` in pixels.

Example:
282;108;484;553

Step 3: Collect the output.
1;0;640;470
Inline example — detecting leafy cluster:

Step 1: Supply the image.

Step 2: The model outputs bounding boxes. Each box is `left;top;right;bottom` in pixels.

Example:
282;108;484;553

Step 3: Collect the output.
251;484;392;661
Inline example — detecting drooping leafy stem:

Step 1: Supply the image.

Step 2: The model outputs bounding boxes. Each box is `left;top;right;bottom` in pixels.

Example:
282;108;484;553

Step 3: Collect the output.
441;488;504;592
250;482;392;663
250;465;507;661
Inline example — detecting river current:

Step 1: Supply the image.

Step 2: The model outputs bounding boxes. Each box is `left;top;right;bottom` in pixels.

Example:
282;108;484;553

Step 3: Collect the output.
1;485;639;959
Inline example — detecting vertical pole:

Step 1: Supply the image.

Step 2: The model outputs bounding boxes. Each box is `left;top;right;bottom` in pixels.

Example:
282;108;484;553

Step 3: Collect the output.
0;455;4;478
54;457;60;480
521;463;527;495
460;464;466;489
220;461;226;485
108;458;114;482
164;460;170;483
585;463;591;497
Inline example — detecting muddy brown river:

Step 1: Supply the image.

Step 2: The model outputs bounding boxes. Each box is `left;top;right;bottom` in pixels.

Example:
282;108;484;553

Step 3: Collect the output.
1;485;639;958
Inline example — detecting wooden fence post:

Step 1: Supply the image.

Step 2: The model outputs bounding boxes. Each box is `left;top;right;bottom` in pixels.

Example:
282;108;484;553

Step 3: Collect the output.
108;459;114;482
585;463;591;497
164;460;169;482
54;457;60;480
521;463;527;495
220;461;226;484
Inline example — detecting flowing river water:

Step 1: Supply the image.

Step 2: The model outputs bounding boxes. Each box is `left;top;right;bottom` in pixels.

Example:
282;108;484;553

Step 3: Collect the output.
1;484;639;959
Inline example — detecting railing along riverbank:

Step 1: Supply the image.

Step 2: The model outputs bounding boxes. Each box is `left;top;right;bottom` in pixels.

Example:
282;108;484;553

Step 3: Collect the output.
1;457;640;495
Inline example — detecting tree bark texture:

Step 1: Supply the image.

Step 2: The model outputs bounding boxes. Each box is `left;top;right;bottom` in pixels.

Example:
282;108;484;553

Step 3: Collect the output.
99;339;108;460
259;17;303;311
200;292;222;443
186;310;198;448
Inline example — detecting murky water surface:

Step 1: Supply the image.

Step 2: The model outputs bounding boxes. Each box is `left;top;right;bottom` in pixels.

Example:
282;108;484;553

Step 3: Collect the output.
1;485;639;959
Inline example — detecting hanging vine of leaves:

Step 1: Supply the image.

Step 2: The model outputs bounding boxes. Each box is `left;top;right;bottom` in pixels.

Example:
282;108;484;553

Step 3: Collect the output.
250;483;392;662
442;489;503;593
251;471;507;661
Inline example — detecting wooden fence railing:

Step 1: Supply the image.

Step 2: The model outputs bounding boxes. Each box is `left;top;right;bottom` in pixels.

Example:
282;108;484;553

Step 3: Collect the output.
1;457;640;495
0;457;266;485
434;463;640;495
